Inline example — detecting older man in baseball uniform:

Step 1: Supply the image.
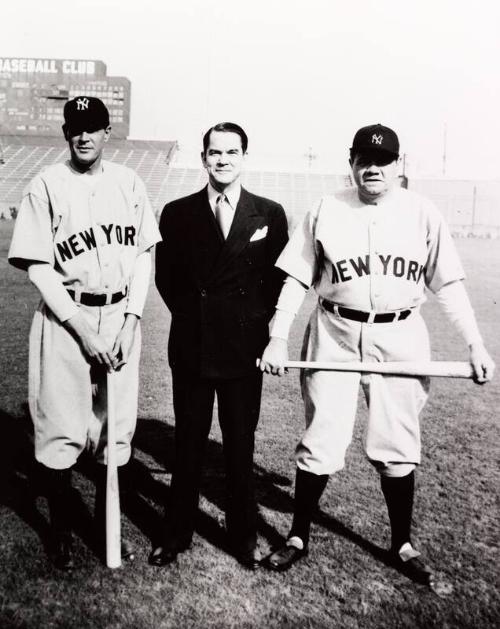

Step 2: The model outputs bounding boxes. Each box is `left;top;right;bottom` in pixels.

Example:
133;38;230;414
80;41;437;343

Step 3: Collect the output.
258;124;495;583
8;96;161;570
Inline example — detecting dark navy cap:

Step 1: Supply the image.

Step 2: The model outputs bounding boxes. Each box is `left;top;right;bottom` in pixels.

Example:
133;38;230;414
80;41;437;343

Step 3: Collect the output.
63;96;110;133
351;124;399;158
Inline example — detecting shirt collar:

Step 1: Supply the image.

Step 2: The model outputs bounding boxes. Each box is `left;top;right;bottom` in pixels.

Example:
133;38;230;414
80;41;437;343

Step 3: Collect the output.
207;182;241;212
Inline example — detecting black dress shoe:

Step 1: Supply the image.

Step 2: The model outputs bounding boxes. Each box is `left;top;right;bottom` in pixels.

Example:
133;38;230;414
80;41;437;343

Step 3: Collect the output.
148;546;183;567
236;548;262;571
266;544;308;572
52;534;75;571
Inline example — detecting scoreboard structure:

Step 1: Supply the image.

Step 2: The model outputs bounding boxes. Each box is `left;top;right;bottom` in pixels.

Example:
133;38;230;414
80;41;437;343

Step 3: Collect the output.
0;57;130;138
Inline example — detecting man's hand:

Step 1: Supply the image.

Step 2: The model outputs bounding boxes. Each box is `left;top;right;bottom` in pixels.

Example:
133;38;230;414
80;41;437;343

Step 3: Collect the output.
469;341;495;384
112;314;139;369
257;337;289;376
64;311;117;372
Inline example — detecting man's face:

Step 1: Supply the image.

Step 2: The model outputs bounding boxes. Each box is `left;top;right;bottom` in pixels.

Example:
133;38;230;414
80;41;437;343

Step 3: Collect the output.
201;130;246;190
65;125;111;169
350;151;399;198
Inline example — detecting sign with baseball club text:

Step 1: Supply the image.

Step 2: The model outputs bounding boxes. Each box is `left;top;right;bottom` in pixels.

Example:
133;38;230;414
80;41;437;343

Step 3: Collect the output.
0;58;98;76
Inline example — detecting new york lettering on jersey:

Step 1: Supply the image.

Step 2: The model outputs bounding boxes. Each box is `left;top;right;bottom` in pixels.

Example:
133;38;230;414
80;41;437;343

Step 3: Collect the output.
330;254;425;285
56;224;137;262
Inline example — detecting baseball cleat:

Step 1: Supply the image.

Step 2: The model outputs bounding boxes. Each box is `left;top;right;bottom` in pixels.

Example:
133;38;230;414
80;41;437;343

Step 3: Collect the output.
51;534;75;571
396;555;435;586
266;538;308;572
121;540;135;561
390;543;435;586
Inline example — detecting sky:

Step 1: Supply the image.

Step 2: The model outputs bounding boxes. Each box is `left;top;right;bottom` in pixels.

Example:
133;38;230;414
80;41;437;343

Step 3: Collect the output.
3;0;500;179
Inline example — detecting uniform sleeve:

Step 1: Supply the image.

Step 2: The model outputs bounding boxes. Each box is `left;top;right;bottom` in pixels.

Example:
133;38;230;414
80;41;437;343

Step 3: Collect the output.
263;203;289;315
424;202;465;293
275;199;321;288
155;203;175;310
8;176;55;270
28;263;79;322
435;280;483;346
134;175;161;254
125;250;152;318
270;275;308;340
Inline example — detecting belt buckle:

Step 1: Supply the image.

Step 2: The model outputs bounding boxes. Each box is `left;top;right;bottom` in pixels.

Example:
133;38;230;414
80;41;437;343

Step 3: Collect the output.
366;311;376;324
105;291;113;306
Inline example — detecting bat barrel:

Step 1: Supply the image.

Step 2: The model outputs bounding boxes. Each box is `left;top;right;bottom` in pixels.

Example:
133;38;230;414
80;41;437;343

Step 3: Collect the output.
283;360;473;379
106;370;122;569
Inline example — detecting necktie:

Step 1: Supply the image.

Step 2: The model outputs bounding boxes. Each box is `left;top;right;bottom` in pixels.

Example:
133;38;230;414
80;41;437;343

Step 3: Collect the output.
215;194;233;239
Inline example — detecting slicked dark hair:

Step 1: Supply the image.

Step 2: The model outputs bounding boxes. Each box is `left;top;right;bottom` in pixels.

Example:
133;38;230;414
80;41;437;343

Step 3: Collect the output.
202;122;248;154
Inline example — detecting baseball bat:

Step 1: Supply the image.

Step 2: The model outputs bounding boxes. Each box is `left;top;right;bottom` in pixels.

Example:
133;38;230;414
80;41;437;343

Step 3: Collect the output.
283;360;474;378
106;370;121;569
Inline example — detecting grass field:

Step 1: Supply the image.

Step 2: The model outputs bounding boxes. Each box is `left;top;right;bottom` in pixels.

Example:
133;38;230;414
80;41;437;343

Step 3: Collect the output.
0;219;499;628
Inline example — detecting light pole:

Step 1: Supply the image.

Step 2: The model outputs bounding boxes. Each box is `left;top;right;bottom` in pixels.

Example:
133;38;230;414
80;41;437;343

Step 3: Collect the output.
304;146;317;170
442;123;447;177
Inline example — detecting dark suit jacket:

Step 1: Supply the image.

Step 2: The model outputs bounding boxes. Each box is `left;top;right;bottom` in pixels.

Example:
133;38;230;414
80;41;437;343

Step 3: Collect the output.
155;186;289;378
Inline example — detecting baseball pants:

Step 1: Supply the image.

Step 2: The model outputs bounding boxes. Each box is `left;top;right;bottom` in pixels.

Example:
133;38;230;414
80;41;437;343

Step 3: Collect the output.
29;300;141;469
296;307;431;476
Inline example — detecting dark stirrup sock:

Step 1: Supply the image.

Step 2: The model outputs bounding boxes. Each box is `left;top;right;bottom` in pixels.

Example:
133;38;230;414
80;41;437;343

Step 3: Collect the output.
46;466;73;537
289;468;329;547
380;471;415;552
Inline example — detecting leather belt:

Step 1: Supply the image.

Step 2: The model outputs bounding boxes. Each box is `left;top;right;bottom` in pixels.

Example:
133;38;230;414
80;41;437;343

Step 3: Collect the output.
67;287;128;307
321;299;412;323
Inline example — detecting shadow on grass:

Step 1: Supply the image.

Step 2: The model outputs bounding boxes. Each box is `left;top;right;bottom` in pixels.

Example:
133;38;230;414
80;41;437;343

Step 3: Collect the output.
0;406;53;554
0;406;390;572
0;406;167;559
132;418;390;568
131;418;291;553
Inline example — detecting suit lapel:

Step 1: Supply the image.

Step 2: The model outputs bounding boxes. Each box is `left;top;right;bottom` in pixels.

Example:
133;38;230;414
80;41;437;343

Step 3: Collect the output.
187;187;225;286
212;188;265;276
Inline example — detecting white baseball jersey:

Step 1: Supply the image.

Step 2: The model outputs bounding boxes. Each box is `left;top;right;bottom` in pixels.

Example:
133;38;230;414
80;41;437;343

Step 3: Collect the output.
9;160;159;293
8;160;161;469
276;187;465;476
277;187;465;313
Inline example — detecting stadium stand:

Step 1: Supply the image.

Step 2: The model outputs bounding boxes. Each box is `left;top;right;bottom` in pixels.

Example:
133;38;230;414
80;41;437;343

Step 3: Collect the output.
0;135;352;223
0;135;177;216
159;168;352;222
2;136;498;236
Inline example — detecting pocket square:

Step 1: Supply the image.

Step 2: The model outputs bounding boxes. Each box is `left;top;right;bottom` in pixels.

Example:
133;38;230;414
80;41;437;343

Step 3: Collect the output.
249;226;268;242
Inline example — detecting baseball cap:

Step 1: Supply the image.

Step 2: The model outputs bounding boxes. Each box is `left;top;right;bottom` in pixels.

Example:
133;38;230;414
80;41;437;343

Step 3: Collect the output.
63;96;110;133
350;124;399;158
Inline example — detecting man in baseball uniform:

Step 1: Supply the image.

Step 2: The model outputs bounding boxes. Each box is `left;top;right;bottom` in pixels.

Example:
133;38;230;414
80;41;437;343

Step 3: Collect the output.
258;124;495;583
8;96;161;570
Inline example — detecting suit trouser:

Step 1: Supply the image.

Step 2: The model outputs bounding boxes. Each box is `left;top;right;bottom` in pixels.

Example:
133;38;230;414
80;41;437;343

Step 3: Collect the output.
166;369;263;553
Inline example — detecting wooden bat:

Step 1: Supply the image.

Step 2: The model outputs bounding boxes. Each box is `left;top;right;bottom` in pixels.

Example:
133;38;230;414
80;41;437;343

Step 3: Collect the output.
283;360;474;379
106;370;121;569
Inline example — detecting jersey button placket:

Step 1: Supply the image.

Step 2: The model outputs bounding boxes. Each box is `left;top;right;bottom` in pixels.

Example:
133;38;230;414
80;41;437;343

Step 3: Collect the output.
368;222;379;309
90;194;106;290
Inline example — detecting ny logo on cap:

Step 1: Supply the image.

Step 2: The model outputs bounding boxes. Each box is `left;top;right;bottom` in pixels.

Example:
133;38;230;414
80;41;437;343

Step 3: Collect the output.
372;134;383;145
76;97;90;111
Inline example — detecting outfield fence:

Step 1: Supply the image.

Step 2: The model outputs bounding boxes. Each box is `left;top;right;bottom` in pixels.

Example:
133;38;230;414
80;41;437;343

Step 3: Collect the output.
408;179;500;238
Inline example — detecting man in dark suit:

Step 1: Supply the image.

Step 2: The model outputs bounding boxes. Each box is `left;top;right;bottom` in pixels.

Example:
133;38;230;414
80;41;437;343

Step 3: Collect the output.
151;122;288;569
